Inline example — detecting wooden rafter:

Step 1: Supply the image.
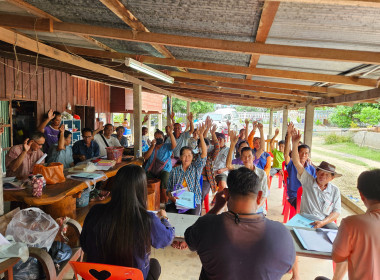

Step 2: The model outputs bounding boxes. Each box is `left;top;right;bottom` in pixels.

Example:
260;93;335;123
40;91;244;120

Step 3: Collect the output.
49;45;374;89
2;14;380;66
97;0;186;72
0;27;194;101
247;1;280;79
5;0;115;52
267;0;380;7
313;87;380;105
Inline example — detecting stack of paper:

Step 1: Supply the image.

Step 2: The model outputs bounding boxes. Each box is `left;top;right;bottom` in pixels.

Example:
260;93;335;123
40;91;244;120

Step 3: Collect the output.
96;160;116;167
71;172;105;180
172;187;196;210
293;227;338;253
286;214;314;228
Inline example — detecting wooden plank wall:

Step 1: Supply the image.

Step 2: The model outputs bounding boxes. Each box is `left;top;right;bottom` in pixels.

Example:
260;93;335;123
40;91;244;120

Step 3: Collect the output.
0;57;111;125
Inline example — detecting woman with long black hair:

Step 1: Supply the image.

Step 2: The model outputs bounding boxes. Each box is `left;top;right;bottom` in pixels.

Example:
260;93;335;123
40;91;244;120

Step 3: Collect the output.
80;164;174;280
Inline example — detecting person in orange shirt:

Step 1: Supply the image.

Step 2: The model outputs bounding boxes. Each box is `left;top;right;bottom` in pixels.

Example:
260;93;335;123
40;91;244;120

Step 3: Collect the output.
246;120;272;177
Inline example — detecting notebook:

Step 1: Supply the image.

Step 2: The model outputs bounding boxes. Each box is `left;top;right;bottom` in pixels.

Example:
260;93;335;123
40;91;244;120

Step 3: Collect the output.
71;172;105;180
293;227;338;253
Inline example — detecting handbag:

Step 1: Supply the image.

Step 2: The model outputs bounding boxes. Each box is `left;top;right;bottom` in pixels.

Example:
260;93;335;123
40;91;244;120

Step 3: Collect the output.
147;148;169;177
32;163;66;184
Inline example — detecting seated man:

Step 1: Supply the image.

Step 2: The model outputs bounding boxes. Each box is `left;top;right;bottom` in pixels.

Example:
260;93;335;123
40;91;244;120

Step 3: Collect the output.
47;126;74;168
285;122;316;209
185;167;296;280
291;129;341;229
269;128;285;177
330;169;380;280
72;128;100;163
112;126;129;148
5;131;45;179
93;123;121;157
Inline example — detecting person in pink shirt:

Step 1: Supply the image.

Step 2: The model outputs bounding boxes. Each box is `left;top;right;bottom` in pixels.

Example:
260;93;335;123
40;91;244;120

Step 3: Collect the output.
5;131;45;179
316;169;380;280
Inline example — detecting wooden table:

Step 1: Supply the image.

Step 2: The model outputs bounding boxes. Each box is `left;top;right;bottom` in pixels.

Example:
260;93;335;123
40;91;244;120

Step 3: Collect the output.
3;159;142;219
0;257;20;280
287;226;332;260
167;213;199;240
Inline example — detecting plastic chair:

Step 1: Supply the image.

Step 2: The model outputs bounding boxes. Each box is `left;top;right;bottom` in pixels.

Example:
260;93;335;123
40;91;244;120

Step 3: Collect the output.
69;261;144;280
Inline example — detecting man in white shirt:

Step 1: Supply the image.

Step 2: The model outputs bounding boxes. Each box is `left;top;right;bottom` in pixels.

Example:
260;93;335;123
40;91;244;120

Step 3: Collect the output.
94;123;121;157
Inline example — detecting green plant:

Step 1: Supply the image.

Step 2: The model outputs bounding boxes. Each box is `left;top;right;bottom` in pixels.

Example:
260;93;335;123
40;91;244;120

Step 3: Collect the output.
329;106;353;128
113;113;124;123
315;119;322;125
353;107;380;126
324;134;352;144
296;116;301;123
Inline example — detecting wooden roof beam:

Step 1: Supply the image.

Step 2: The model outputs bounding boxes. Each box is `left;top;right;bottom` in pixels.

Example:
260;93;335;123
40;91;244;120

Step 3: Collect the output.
0;27;194;101
2;14;380;65
267;0;380;8
5;0;115;52
313;87;380;106
49;45;359;93
247;1;280;79
97;0;186;72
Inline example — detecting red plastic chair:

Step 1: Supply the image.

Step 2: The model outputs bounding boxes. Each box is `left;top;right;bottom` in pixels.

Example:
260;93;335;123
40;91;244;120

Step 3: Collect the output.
69;261;144;280
204;193;210;213
296;187;303;214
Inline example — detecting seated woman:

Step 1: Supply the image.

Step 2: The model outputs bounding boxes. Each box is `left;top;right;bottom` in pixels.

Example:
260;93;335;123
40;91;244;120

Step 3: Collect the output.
80;164;174;280
231;140;249;165
47;126;74;168
144;125;176;203
166;123;207;216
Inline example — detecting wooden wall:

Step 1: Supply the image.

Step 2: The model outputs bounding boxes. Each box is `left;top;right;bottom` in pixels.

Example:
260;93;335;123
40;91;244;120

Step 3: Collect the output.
0;57;111;125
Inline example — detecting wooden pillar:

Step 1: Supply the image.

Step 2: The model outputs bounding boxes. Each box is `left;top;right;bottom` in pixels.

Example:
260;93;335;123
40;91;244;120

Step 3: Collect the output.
130;113;134;143
147;114;152;139
133;84;142;157
282;107;288;140
268;108;274;138
158;113;162;130
186;101;191;119
304;102;315;149
166;96;172;126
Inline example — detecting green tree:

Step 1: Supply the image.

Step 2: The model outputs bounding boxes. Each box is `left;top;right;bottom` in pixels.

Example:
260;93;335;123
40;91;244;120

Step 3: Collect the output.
329;106;353;128
171;98;215;117
353;107;380;126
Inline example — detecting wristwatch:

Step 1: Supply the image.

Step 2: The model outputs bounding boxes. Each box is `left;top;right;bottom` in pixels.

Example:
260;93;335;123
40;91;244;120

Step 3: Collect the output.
160;216;169;222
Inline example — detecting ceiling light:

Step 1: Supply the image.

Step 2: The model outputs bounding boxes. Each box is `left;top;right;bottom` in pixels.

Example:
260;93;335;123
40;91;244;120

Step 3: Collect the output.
125;58;174;84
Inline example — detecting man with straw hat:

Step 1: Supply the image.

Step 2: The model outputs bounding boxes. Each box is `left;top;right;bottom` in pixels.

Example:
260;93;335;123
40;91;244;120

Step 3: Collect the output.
291;128;342;229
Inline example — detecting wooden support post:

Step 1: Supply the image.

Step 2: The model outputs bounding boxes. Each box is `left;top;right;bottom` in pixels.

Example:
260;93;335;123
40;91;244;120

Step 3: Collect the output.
282;107;288;140
130;113;134;144
268;108;274;138
133;84;142;157
304;102;315;150
158;113;162;130
186;101;191;117
166;96;172;126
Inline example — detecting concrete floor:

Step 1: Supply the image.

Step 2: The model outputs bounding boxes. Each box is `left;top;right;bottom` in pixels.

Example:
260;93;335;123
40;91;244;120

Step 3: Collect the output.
65;175;352;280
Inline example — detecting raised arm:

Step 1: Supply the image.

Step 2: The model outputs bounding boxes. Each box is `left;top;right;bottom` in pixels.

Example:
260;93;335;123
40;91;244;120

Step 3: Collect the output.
210;124;220;160
170;111;175;126
226;120;231;135
226;130;239;170
244;119;249;140
291;128;305;176
247;121;257;149
187;112;194;134
270;128;279;152
93;121;104;135
7;139;31;172
255;122;265;157
197;123;207;159
203;116;211;137
37;109;55;133
144;139;156;160
57;125;65;151
167;124;176;150
284;122;294;165
142;115;149;125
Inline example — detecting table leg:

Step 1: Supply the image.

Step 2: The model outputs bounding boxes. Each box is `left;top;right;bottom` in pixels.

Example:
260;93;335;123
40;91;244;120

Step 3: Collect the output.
5;267;13;280
41;195;77;219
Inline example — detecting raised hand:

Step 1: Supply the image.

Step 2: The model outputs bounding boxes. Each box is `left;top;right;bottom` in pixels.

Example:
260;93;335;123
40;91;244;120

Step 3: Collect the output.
97;121;104;131
287;122;294;135
226;120;231;128
187;112;194;122
252;121;258;131
151;138;157;146
291;128;302;143
275;128;279;136
205;116;212;128
143;115;149;123
23;138;31;152
167;123;174;134
47;109;55;120
198;122;206;135
59;124;65;133
170;111;175;121
229;130;238;144
257;122;263;130
245;118;249;125
211;124;217;134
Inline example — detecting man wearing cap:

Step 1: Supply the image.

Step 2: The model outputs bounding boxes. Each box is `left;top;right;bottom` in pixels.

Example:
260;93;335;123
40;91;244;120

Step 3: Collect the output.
291;129;341;229
212;132;230;190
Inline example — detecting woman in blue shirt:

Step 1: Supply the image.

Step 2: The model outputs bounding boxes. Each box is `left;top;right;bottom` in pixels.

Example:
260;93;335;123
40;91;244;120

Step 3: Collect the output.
47;126;73;168
80;164;174;280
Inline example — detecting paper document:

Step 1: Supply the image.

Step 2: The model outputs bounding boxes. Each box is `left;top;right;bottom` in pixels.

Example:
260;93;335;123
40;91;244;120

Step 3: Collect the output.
95;166;112;171
36;153;47;164
71;172;105;180
172;188;195;210
293;228;338;253
0;233;10;246
286;214;314;228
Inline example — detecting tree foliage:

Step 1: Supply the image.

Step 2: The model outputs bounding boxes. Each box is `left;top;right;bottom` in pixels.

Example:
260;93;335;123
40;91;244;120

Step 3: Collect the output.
172;98;215;117
329;103;380;128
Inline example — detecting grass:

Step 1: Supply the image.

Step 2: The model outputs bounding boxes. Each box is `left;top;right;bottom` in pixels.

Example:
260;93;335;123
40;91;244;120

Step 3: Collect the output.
324;142;380;162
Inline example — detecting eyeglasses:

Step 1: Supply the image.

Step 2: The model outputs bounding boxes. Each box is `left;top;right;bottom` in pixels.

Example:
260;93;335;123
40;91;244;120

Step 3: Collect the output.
83;136;92;138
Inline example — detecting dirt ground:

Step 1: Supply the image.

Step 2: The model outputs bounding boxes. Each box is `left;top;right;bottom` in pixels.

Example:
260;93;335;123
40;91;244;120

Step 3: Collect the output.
311;136;380;211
